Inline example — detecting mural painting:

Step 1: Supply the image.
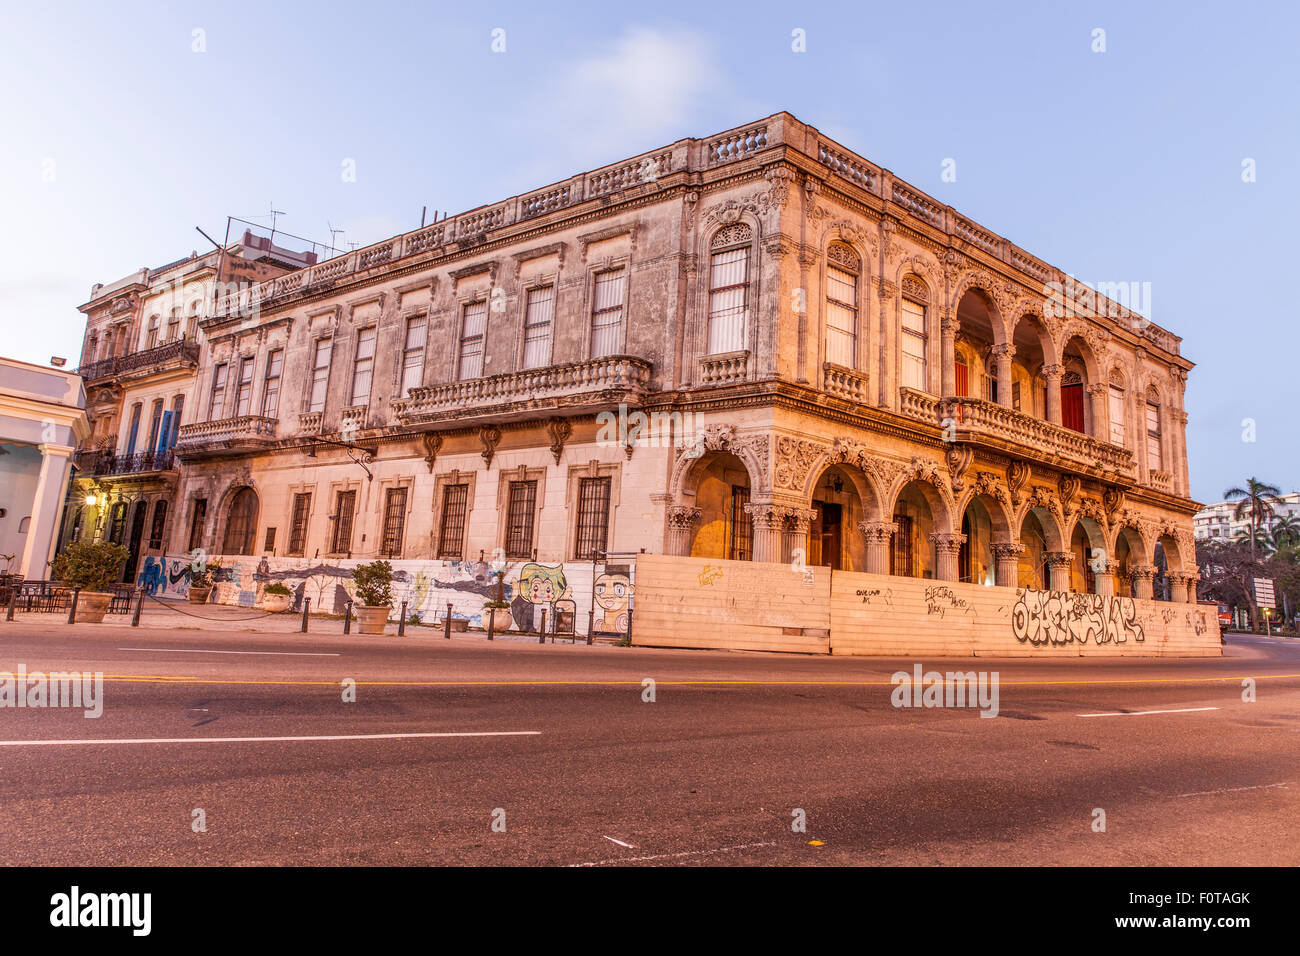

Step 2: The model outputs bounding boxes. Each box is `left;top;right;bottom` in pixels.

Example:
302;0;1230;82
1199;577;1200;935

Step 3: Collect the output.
1011;589;1147;647
593;570;633;633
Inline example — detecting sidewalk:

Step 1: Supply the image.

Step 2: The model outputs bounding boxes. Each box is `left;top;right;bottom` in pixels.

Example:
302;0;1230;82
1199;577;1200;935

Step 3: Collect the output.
3;595;588;644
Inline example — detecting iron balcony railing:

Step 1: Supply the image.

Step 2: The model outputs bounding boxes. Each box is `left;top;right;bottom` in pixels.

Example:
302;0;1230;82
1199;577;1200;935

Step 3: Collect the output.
78;339;200;382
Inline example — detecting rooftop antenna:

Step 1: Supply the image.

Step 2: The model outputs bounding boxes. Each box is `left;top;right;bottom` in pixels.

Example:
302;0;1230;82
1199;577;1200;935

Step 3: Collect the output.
326;221;345;256
268;203;286;243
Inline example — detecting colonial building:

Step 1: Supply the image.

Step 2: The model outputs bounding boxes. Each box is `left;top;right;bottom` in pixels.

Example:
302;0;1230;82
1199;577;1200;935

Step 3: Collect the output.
65;234;316;580
81;112;1198;618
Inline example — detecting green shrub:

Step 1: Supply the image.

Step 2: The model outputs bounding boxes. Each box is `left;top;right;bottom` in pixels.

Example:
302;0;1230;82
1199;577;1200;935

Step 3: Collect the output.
50;541;130;592
352;561;393;607
263;582;291;596
406;612;421;626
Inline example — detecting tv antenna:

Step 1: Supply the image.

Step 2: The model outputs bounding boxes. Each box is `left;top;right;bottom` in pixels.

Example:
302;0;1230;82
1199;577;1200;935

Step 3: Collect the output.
268;203;286;242
327;222;345;256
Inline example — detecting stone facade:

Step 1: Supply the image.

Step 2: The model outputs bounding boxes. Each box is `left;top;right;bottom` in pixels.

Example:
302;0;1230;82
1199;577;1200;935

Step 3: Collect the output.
70;113;1199;606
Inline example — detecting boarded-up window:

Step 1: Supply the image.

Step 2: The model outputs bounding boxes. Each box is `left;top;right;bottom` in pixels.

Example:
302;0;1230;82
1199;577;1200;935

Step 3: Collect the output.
222;488;258;556
590;272;626;358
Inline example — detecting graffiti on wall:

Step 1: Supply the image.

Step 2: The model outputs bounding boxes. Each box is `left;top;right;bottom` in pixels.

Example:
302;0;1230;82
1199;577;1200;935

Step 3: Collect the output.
1011;589;1146;647
594;570;633;633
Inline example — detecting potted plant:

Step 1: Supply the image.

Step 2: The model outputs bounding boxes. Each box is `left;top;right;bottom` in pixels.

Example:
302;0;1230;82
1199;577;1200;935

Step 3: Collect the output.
351;560;393;635
261;581;291;613
188;560;221;604
49;540;130;623
483;565;514;632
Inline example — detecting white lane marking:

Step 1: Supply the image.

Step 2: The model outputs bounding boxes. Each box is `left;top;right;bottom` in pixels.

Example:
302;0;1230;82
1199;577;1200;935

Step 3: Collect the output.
1177;782;1290;798
118;647;340;657
0;731;540;747
570;841;777;867
1076;706;1220;718
603;836;636;848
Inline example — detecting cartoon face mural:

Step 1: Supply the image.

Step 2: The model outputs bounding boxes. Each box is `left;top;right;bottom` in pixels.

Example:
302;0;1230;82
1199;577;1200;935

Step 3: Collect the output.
594;571;633;633
510;563;570;633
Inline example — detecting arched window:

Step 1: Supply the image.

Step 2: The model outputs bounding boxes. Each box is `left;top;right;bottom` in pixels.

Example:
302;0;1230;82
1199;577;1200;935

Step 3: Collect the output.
1107;369;1126;446
146;315;160;349
222;488;258;555
825;244;859;368
1061;369;1085;433
1145;388;1162;472
900;277;929;391
707;224;751;354
167;309;181;343
149;500;168;549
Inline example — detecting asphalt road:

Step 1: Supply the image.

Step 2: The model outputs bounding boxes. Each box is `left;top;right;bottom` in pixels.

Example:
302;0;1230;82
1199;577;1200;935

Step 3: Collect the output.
0;622;1296;866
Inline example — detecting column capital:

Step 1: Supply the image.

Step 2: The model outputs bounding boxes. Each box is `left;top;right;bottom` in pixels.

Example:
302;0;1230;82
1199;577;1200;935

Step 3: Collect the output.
1043;550;1074;569
857;520;897;543
37;443;76;458
991;541;1025;560
1128;564;1157;581
743;502;783;531
782;507;817;533
928;532;967;555
991;343;1016;359
1042;363;1063;379
666;506;702;530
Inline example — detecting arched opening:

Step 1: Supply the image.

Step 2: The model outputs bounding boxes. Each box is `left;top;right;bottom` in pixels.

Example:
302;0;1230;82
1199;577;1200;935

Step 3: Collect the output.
1153;533;1181;601
1010;313;1052;418
1070;517;1106;594
891;481;938;578
222;487;259;556
1113;527;1142;597
808;463;871;571
953;288;1000;401
958;495;1004;586
1018;507;1063;589
1059;336;1099;436
687;452;752;560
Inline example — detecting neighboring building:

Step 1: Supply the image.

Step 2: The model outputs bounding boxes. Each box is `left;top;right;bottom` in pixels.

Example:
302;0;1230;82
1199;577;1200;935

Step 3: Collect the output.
64;234;316;581
1194;492;1300;541
151;111;1200;608
0;357;88;577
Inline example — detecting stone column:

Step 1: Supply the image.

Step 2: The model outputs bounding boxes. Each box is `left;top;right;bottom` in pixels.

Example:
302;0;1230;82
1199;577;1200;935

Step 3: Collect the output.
782;508;815;565
929;532;967;582
1184;572;1200;604
1130;564;1155;601
1086;383;1108;438
1092;556;1115;596
859;520;896;575
1044;550;1073;592
664;507;701;557
992;343;1015;408
940;312;957;397
744;503;783;564
18;443;76;579
1166;572;1190;603
1043;363;1063;425
991;541;1024;588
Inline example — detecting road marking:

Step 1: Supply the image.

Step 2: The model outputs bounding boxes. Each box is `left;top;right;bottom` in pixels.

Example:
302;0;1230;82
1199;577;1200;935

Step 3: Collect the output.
1076;706;1220;718
570;841;777;867
119;647;340;657
603;836;636;848
0;730;540;747
1177;782;1290;798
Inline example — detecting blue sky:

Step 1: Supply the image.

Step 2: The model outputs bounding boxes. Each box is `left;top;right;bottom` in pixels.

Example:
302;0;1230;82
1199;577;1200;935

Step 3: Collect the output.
0;0;1294;503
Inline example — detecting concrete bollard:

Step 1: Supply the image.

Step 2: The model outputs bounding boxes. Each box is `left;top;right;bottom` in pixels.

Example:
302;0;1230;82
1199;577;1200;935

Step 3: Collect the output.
300;596;311;633
444;602;452;640
343;600;352;634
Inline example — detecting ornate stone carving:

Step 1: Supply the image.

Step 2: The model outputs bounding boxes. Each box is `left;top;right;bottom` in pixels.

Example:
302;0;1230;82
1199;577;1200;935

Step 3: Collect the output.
479;426;502;467
928;532;967;555
763;165;796;207
1058;474;1080;513
1007;460;1031;506
1102;486;1126;517
421;432;442;473
775;436;827;492
858;520;898;543
971;471;1011;510
545;417;572;465
945;443;974;493
666;506;702;530
901;275;929;303
991;542;1026;560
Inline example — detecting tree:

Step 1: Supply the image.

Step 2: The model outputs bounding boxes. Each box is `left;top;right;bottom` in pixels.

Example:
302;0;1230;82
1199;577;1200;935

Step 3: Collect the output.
1270;514;1300;551
1223;478;1285;629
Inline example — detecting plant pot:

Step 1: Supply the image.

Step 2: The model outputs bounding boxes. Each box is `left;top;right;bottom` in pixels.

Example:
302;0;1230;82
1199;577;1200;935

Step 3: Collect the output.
76;591;113;624
485;606;513;632
188;585;213;605
355;604;390;635
261;593;291;613
450;618;469;632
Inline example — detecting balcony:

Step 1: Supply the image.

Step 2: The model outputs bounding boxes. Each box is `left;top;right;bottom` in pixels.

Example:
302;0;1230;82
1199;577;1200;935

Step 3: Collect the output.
78;339;200;384
81;449;177;478
823;363;870;403
392;355;653;427
898;387;1136;480
175;415;279;456
699;351;748;385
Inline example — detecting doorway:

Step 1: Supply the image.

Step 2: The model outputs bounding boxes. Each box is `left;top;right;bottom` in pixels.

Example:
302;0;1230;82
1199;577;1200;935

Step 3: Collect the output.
123;501;147;583
811;501;843;570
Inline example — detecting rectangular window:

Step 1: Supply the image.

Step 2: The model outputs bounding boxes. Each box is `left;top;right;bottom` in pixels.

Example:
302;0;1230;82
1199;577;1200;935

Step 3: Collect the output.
400;317;427;396
309;339;332;413
728;485;752;561
188;498;207;551
145;399;163;454
264;527;276;552
504;480;538;558
1146;403;1162;472
824;266;857;368
287;493;311;556
380;487;408;558
900;299;927;391
235;356;255;416
1109;386;1126;446
146;317;159;350
125;403;142;455
590;271;627;358
168;396;184;450
148;500;168;550
351;328;377;406
261;348;283;418
574;477;611;560
955;357;969;397
521;286;555;369
331;490;356;554
707;250;748;354
437;484;469;559
459;301;487;380
167;314;181;342
1012;380;1022;412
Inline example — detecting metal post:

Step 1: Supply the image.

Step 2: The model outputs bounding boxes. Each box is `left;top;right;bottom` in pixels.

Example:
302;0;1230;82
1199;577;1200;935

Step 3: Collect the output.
486;607;495;641
131;588;143;627
68;588;80;624
5;587;15;622
586;610;594;645
300;596;311;633
398;601;407;636
444;602;452;639
538;609;547;644
343;600;352;634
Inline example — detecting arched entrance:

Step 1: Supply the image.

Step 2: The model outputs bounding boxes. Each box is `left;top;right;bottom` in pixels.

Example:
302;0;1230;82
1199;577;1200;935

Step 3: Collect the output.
222;487;259;556
684;452;753;561
807;463;873;571
1069;516;1107;594
1018;504;1066;590
891;481;940;578
958;495;1007;586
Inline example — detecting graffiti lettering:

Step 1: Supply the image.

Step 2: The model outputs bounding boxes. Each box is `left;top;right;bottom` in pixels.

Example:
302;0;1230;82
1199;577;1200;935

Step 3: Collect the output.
1011;589;1145;646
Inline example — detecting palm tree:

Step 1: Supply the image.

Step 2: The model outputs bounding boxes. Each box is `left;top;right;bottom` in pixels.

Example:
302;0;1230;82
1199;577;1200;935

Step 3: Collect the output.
1224;477;1285;629
1270;513;1300;550
1235;525;1274;557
